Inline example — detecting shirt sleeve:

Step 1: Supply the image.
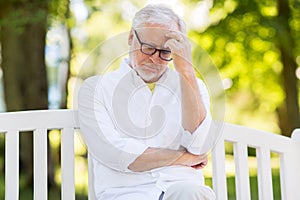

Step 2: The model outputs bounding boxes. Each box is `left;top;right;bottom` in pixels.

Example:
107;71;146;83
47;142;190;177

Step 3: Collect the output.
78;76;148;172
180;79;216;155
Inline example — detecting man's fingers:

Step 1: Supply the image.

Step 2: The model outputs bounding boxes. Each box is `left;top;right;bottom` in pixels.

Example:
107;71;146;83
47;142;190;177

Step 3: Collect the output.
191;154;208;169
165;31;185;42
164;39;182;52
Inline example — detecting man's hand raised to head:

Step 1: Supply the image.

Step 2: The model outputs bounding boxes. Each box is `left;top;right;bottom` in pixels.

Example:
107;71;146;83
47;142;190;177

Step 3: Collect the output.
164;31;193;74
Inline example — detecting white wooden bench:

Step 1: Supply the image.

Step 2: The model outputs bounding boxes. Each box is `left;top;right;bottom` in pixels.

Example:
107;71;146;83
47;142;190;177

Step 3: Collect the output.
0;109;299;200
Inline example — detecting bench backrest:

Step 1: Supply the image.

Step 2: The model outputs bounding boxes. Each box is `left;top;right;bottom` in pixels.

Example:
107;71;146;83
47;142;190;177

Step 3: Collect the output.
0;109;96;200
0;109;299;200
212;123;300;200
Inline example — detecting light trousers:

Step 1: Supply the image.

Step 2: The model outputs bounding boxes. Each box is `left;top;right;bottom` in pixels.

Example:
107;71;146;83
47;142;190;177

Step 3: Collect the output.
160;181;216;200
98;181;216;200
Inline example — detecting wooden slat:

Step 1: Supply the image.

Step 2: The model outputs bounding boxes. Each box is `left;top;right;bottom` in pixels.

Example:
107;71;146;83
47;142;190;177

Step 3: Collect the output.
5;130;19;200
291;129;300;142
256;147;273;200
0;110;79;131
280;153;290;200
212;135;228;200
233;142;250;200
279;130;300;200
280;152;300;200
222;123;293;153
88;154;97;200
61;127;75;200
34;129;48;200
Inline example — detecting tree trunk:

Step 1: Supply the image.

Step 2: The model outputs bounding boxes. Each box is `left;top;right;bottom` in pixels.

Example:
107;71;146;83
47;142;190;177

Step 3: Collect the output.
60;1;72;109
1;0;49;188
276;0;300;136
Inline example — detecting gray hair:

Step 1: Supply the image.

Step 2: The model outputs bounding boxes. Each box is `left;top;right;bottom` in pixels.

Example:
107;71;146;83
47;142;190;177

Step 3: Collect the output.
132;4;186;33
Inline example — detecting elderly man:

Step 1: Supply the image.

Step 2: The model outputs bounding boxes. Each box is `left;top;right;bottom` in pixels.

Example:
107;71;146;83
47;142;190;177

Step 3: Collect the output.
78;4;216;200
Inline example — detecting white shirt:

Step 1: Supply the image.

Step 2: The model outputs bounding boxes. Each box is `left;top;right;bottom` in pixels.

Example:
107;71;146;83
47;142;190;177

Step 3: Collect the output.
78;58;213;199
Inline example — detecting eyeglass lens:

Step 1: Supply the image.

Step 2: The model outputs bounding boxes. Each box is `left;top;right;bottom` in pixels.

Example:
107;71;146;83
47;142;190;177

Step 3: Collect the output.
134;30;172;61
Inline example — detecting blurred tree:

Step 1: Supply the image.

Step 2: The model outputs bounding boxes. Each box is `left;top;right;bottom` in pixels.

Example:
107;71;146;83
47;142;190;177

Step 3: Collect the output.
275;0;300;136
191;0;300;136
48;0;73;109
0;1;49;110
0;0;50;190
0;0;71;195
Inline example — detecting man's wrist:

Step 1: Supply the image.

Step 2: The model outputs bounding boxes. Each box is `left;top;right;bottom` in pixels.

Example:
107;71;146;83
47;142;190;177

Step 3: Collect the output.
171;150;189;167
177;67;196;81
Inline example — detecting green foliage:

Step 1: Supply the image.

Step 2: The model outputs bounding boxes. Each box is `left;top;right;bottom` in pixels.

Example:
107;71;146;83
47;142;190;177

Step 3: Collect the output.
49;0;69;20
48;0;76;30
0;1;50;34
189;0;299;133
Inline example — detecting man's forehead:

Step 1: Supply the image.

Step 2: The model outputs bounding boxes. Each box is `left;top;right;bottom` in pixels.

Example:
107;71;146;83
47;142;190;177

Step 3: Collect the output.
136;29;168;47
134;23;181;47
136;22;180;33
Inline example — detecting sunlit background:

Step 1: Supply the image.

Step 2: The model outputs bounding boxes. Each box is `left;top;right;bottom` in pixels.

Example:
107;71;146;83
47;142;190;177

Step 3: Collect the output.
39;0;300;133
0;0;299;199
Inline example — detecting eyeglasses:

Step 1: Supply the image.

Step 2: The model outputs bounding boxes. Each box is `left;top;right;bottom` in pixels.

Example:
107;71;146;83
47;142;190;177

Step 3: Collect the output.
133;29;173;61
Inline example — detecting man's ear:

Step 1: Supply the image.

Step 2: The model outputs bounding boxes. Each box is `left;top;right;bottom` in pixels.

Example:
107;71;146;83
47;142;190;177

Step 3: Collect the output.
128;28;134;45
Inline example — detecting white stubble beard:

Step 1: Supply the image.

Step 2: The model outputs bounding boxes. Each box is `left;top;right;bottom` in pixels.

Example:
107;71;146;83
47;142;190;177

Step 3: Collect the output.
133;66;158;83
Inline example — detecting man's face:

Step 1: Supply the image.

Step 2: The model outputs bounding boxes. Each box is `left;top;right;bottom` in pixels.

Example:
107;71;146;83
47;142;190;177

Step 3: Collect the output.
128;23;179;83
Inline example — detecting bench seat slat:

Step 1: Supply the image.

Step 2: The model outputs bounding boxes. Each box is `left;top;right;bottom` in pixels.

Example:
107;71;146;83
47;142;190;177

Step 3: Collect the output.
283;130;300;200
212;135;228;200
280;151;300;200
233;142;250;200
61;127;75;200
256;147;273;200
5;130;19;200
34;129;48;200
